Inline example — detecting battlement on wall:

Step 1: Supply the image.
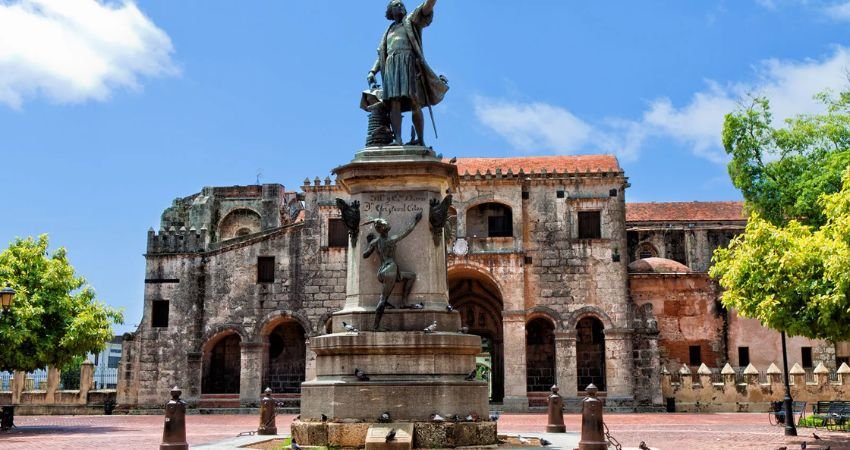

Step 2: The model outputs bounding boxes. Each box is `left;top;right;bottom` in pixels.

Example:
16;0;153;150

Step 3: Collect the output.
663;361;850;412
147;226;207;254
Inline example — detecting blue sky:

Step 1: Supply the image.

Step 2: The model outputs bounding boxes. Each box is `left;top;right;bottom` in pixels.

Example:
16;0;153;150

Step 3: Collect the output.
1;0;850;333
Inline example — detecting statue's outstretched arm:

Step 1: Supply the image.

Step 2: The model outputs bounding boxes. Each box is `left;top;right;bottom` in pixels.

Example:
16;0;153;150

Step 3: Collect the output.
423;0;436;15
395;211;423;241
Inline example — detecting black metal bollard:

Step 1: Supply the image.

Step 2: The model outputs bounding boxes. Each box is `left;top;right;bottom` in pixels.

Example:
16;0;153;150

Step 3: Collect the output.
160;386;188;450
546;384;566;433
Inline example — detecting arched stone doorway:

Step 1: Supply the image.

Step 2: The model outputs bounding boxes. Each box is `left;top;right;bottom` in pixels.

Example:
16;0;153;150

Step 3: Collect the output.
576;317;606;391
526;317;555;393
448;267;504;402
202;332;241;394
263;320;307;393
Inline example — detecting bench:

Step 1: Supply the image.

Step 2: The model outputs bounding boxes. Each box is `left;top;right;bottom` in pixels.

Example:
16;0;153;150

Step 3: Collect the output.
812;401;850;431
769;400;806;426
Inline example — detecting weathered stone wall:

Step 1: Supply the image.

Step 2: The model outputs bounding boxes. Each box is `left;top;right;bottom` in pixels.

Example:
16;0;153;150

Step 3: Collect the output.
629;273;725;370
449;170;631;407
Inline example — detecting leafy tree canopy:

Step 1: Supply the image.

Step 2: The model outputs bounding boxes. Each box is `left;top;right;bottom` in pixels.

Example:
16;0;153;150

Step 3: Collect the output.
710;168;850;341
722;90;850;228
0;235;123;372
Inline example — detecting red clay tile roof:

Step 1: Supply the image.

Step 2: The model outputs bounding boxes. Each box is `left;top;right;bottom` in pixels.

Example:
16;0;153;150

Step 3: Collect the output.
452;155;621;175
626;201;745;222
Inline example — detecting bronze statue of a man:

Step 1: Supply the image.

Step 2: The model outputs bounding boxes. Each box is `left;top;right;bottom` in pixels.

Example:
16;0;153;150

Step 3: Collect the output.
363;212;422;330
367;0;448;147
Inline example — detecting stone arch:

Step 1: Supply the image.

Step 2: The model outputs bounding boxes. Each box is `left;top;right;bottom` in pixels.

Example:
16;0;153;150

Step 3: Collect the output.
526;306;561;328
200;325;249;353
563;306;615;331
218;208;262;241
447;262;506;294
259;310;313;337
448;264;505;402
259;311;309;394
201;329;243;394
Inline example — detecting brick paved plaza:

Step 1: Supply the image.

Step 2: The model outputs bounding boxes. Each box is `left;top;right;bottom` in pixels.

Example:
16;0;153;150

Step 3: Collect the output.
1;413;849;449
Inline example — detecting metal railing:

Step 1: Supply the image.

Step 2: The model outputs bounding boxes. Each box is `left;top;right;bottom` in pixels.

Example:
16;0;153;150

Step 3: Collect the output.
0;367;118;391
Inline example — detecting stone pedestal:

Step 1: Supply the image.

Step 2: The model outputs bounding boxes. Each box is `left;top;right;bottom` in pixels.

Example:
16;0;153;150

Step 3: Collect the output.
296;146;495;447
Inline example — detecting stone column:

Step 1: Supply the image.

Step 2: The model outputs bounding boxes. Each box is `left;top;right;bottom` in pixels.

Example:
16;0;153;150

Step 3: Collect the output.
240;342;264;406
502;312;528;412
79;360;94;405
602;328;634;398
555;330;577;397
45;366;60;403
645;334;662;405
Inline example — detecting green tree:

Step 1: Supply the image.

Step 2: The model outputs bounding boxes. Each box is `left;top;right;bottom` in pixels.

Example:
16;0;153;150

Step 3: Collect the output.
0;235;123;372
710;169;850;342
722;90;850;228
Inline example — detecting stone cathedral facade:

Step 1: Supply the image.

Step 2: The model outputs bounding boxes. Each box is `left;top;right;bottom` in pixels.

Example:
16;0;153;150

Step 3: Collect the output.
117;154;847;412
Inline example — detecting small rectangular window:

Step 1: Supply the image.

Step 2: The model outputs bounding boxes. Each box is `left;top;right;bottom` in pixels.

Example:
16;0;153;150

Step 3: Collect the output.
578;211;602;239
689;345;702;366
738;347;750;367
151;300;169;328
328;218;349;248
556;190;565;198
801;347;813;368
522;191;529;200
108;356;121;369
258;256;275;283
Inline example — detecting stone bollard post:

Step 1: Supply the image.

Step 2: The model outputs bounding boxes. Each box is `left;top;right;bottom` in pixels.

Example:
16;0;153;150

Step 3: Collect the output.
160;386;188;450
546;384;566;433
258;387;278;435
576;384;607;450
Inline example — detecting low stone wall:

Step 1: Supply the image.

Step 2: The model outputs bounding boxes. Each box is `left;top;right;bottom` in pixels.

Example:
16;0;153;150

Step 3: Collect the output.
1;362;117;415
662;361;850;412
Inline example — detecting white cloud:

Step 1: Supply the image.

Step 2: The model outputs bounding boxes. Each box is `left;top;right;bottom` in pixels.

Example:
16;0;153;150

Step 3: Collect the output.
473;97;593;152
0;0;177;108
824;2;850;20
474;46;850;164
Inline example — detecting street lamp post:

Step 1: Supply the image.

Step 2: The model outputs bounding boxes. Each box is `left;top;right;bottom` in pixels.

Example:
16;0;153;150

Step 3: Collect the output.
780;330;797;436
1;285;15;432
0;285;14;313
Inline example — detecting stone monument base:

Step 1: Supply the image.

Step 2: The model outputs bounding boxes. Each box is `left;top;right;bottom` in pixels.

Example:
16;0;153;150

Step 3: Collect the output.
291;420;498;448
